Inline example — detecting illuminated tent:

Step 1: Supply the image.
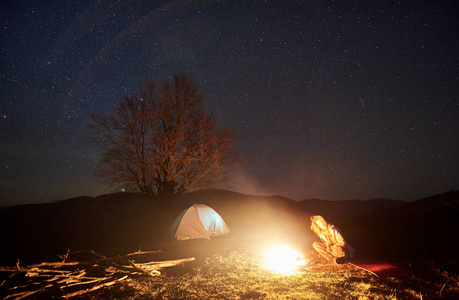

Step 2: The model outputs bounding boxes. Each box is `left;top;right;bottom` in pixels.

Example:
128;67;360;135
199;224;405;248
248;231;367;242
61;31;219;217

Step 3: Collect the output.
171;204;230;240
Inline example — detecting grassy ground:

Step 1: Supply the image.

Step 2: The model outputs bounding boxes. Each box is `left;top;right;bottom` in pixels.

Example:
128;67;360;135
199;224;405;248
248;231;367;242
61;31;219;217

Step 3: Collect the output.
79;235;459;300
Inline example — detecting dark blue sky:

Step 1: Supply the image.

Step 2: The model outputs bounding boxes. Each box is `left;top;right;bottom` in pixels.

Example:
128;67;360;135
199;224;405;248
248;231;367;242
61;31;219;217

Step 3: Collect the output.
1;0;458;206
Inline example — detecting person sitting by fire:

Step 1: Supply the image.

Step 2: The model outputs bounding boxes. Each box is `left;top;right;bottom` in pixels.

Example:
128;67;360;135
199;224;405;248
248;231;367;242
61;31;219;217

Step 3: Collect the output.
310;215;355;264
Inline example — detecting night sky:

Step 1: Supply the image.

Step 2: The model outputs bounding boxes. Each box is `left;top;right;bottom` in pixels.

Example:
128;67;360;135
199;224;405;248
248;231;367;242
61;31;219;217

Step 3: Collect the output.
1;0;458;206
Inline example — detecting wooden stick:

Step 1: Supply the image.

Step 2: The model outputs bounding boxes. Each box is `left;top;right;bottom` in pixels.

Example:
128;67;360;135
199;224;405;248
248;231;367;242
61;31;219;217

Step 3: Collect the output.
123;259;153;275
27;261;80;268
141;257;195;268
63;275;128;298
62;277;111;288
5;283;53;300
1;249;195;299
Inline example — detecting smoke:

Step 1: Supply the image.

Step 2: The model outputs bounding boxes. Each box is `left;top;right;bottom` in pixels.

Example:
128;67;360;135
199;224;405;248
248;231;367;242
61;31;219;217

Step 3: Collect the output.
228;153;374;201
226;166;271;197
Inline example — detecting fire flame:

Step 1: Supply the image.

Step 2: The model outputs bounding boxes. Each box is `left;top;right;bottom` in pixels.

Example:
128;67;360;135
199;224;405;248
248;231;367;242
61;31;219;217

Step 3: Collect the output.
263;245;308;274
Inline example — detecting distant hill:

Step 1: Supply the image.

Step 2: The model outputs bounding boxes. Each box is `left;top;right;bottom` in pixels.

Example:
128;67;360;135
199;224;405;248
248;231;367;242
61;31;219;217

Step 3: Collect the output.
340;190;459;262
297;197;405;224
1;189;457;266
0;193;160;265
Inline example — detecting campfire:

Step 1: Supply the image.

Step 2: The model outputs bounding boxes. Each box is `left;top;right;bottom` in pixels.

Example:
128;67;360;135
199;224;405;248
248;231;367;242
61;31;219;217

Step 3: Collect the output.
263;245;308;274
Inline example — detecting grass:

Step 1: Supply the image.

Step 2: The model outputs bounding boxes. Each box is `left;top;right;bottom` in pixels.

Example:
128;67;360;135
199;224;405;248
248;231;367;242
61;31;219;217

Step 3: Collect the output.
79;235;459;300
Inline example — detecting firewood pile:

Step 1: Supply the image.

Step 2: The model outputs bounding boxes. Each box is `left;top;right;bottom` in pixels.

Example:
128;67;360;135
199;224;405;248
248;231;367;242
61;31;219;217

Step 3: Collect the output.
0;250;195;299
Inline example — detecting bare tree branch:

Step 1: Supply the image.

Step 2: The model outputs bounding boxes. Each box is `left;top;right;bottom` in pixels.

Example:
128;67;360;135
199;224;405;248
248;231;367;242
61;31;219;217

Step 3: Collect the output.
89;74;241;201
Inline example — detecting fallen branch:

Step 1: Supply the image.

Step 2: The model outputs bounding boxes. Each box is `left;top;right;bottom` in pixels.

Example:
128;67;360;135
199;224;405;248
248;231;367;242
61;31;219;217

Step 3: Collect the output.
0;249;194;299
63;275;129;299
124;259;160;276
140;257;196;270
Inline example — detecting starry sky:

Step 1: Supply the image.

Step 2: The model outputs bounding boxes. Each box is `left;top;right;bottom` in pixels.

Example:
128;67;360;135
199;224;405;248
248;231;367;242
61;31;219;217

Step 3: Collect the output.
1;0;458;206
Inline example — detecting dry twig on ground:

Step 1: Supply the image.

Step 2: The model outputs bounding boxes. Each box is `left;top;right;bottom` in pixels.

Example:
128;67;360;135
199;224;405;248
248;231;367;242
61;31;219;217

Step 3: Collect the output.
0;250;195;299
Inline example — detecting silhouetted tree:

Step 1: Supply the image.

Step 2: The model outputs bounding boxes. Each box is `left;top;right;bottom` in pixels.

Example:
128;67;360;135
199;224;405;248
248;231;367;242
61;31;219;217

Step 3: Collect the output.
90;74;240;201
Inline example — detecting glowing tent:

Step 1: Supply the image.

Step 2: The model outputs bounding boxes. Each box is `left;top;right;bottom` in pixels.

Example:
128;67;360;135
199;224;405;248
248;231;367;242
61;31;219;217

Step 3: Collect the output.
171;204;230;240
